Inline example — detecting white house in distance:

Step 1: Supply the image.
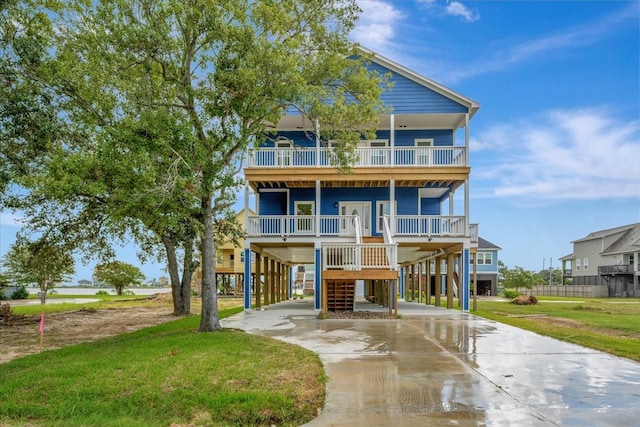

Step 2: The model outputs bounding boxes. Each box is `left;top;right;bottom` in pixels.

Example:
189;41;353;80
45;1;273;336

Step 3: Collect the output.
560;223;640;297
240;48;482;313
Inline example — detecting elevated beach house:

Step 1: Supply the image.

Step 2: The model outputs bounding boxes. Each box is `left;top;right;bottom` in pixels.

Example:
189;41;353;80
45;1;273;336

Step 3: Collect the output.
241;50;480;313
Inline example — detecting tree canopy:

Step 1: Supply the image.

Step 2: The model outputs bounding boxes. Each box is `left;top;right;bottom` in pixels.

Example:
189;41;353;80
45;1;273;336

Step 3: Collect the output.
94;261;145;295
1;0;388;330
1;237;75;303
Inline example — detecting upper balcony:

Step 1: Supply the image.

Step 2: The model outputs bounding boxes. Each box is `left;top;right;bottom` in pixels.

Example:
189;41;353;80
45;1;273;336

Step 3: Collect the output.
245;146;470;190
247;146;467;169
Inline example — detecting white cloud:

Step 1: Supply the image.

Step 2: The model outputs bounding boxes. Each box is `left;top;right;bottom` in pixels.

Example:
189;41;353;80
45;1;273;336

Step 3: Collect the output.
473;108;640;201
445;1;479;22
0;211;22;227
417;0;479;22
446;2;637;83
351;1;404;55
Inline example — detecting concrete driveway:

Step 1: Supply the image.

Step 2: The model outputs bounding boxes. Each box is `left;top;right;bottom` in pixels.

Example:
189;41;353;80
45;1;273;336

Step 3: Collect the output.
222;299;640;426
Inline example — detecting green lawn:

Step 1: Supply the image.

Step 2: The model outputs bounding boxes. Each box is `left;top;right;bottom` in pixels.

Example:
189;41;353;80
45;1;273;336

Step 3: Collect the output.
473;297;640;362
0;307;326;427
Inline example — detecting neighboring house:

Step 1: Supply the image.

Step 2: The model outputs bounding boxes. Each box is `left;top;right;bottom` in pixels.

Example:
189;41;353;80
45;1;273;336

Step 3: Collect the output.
77;279;92;287
560;223;640;297
242;49;480;313
472;238;501;296
192;209;257;295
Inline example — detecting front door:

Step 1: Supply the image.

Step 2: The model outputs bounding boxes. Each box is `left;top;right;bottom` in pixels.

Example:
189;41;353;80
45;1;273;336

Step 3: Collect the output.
340;202;371;236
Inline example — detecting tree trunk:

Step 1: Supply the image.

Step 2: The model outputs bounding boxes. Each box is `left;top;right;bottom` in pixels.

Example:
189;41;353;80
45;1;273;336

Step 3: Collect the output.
199;196;221;332
163;235;191;315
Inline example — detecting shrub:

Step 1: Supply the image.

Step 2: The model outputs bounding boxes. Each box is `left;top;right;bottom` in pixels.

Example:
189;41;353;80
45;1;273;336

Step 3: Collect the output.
10;286;30;300
95;290;109;296
503;289;520;299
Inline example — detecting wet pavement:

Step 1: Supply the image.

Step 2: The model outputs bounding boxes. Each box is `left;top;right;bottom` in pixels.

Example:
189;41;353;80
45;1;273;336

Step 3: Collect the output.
222;298;640;426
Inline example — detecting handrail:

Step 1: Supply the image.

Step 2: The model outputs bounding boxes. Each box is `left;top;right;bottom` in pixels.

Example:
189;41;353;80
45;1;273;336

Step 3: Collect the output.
246;146;468;168
323;243;397;270
353;215;362;244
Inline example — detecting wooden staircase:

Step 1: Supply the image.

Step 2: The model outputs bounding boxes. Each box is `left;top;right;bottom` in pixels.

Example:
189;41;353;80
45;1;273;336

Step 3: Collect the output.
326;279;356;311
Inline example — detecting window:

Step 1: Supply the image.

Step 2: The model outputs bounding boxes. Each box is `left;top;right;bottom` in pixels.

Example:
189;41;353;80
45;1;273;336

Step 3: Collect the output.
415;138;434;165
360;140;388;165
474;252;493;265
276;140;292;166
294;201;314;232
376;201;395;233
576;259;581;271
583;258;588;271
240;251;244;263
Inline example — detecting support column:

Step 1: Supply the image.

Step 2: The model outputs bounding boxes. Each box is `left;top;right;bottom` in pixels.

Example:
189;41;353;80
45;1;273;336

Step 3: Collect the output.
270;259;276;305
315;180;321;237
255;252;262;309
288;265;293;299
435;257;441;307
418;261;423;303
462;246;471;312
263;256;270;307
390;178;395;235
400;267;406;299
426;260;432;306
243;248;252;310
473;251;478;311
277;262;282;302
447;253;454;309
315;243;322;310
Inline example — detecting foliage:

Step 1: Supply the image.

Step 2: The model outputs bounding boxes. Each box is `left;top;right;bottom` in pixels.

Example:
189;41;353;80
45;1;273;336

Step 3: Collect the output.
95;290;109;296
1;237;74;304
0;309;325;426
1;0;388;330
94;261;145;296
500;264;535;289
503;289;520;298
536;267;563;285
10;286;29;300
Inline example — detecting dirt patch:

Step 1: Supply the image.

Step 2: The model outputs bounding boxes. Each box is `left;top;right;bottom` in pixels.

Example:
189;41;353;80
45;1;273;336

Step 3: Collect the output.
0;296;244;365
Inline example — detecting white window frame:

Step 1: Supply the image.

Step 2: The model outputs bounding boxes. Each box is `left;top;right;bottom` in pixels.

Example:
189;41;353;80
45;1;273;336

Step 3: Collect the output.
294;201;314;232
583;257;588;271
415;138;434;165
359;139;389;166
376;200;396;233
475;252;493;265
576;258;581;271
276;139;292;166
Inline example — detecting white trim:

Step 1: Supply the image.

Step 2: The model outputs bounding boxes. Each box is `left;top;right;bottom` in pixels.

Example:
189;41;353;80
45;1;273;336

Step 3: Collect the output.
376;200;397;234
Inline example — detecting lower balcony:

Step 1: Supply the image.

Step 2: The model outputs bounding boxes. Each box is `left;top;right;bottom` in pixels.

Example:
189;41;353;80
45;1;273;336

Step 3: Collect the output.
599;265;633;275
247;215;469;238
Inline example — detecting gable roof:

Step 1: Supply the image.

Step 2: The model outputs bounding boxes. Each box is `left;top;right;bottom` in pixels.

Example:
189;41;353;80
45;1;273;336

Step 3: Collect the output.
572;223;640;243
477;237;501;250
360;47;480;119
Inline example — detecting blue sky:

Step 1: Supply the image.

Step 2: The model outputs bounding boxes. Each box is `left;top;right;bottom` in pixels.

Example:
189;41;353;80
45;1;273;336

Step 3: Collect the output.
351;0;639;271
1;0;639;282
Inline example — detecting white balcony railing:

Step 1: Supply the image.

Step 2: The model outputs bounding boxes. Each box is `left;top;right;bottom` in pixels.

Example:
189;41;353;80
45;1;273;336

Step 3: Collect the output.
394;215;466;237
247;146;467;168
247;215;357;237
323;243;397;270
247;215;468;238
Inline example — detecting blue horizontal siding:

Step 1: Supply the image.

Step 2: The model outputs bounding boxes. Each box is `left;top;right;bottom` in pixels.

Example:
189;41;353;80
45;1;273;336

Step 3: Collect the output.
367;62;468;114
259;191;287;215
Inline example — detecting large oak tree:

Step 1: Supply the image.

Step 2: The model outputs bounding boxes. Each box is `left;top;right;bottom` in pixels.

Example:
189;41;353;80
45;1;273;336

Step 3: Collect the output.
1;0;388;331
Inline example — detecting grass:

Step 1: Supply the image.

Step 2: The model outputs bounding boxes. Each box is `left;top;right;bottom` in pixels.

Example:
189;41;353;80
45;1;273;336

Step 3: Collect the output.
0;307;326;427
9;295;160;316
473;297;640;362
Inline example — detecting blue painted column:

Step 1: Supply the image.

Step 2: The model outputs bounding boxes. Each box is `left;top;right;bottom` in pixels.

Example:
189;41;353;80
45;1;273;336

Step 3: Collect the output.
391;279;396;310
288;266;293;298
399;267;405;298
462;248;470;312
315;246;322;310
243;248;252;310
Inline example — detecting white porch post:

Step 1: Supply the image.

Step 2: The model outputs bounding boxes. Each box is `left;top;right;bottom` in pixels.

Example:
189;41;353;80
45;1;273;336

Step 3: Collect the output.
316;180;321;237
464;113;470;236
390;179;395;236
449;190;454;216
315;119;320;167
390;114;395;167
244;183;250;223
